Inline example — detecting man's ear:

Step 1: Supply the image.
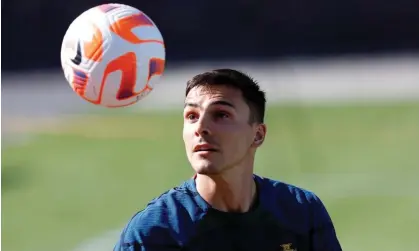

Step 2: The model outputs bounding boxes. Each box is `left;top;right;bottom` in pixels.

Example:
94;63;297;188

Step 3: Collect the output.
252;124;267;147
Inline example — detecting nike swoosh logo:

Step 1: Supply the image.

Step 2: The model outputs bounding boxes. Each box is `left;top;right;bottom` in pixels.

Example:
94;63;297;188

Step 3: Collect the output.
70;41;82;65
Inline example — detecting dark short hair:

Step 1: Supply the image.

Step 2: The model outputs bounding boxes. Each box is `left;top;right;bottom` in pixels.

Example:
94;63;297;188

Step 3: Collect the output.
185;69;266;123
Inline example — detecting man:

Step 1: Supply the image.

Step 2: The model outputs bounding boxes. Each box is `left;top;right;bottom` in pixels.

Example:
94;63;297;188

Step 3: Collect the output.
114;69;342;251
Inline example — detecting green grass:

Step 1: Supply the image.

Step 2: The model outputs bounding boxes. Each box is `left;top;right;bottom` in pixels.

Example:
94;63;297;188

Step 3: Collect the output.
2;102;419;251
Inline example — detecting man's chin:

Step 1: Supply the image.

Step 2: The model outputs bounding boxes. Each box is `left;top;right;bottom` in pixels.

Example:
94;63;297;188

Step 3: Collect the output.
195;169;222;175
192;162;223;175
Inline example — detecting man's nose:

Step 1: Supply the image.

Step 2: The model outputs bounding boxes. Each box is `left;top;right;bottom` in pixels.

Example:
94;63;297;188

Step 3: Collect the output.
195;116;211;136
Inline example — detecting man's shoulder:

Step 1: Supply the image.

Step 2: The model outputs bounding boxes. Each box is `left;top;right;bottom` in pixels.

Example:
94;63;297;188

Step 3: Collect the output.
130;178;203;225
256;174;327;216
257;174;333;230
257;175;342;249
116;179;203;248
257;175;320;203
146;179;198;208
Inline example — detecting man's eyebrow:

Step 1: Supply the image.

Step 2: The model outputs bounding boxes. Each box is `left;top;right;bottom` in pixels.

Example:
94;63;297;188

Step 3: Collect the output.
210;100;236;109
184;102;198;108
184;100;236;109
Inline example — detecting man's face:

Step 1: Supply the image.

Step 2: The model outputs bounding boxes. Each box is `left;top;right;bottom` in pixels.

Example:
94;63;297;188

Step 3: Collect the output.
183;85;263;175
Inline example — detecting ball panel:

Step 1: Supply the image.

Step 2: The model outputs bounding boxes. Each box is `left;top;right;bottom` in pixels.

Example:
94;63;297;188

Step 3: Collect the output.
110;13;154;44
96;3;120;13
147;58;165;89
72;68;89;96
82;23;104;63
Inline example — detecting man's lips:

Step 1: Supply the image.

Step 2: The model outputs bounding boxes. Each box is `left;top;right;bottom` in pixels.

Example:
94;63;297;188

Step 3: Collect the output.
193;144;218;152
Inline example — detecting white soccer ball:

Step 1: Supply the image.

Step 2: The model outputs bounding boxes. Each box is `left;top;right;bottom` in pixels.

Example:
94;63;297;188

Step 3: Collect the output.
60;3;165;108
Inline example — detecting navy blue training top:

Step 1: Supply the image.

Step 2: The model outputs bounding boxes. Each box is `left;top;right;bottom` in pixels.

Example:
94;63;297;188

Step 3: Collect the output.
114;174;342;251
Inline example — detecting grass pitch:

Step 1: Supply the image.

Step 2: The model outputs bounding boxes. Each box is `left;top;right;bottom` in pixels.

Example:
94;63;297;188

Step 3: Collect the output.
2;102;419;251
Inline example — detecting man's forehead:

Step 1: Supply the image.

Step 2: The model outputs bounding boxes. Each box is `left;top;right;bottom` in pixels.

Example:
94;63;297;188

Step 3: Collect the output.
185;85;243;104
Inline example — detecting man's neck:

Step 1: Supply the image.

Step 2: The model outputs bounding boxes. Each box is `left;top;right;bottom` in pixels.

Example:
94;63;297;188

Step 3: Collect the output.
195;167;256;213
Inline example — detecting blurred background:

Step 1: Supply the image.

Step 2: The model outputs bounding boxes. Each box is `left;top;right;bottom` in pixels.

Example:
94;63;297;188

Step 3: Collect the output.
2;1;419;251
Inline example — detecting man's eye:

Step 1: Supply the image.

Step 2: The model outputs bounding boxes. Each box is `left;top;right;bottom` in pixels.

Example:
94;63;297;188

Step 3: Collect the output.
186;113;198;120
215;112;229;119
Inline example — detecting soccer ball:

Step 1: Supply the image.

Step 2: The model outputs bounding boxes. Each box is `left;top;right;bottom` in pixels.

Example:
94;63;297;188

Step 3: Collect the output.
60;3;165;108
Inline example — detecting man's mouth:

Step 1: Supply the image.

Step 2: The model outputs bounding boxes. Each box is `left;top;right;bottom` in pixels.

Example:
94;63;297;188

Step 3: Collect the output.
195;149;217;152
193;144;218;152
